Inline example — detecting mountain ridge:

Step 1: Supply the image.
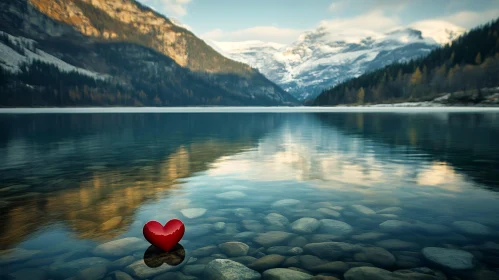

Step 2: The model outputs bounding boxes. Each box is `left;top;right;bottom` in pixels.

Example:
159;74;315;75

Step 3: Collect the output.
210;22;466;101
0;0;297;107
311;18;499;106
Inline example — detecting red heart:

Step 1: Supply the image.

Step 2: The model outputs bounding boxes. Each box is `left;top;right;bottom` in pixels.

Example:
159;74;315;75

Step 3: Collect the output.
143;219;185;252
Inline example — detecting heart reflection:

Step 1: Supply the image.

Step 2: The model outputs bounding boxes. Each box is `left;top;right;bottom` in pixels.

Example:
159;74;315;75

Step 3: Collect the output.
143;243;185;268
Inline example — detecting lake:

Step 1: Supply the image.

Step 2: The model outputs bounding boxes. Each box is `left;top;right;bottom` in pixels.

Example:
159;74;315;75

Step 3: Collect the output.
1;109;499;280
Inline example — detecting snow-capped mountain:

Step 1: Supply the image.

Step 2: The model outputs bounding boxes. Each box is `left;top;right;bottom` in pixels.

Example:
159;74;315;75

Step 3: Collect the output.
210;23;466;101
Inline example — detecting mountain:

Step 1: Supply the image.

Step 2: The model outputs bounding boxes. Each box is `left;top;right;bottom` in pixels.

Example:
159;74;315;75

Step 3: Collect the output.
0;0;297;107
210;23;466;101
311;18;499;106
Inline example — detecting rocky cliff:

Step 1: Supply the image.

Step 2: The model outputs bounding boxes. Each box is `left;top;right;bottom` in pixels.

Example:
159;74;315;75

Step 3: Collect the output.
0;0;297;106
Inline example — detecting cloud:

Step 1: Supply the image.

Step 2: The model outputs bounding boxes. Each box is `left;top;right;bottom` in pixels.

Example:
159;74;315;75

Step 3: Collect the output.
201;26;304;44
440;9;499;28
202;10;403;45
312;10;402;43
408;20;466;44
328;1;345;12
329;0;409;14
139;0;192;17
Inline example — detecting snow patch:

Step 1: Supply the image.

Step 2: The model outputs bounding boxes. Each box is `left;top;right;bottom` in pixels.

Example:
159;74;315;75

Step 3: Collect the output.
0;31;107;80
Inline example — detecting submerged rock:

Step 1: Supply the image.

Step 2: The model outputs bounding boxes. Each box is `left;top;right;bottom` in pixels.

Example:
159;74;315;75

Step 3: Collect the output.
264;213;290;227
249;254;286;271
109;256;135;269
351;232;386;241
288;236;308;247
233;208;253;218
267;246;303;256
309;234;342;243
254;231;295;247
93;237;148;257
108;271;134;280
219;242;250;257
214;222;226;231
317;208;341;218
272;199;301;208
344;266;444;280
0;248;41;265
410;222;451;235
8;268;48;280
203;259;261;280
230;256;258;266
153;271;197;280
182;264;206;276
310;202;335;209
50;257;110;279
377;207;403;214
395;255;423;268
379;220;413;233
319;219;353;236
76;265;107;280
422;247;474;270
262;268;312;280
243;220;265;232
303;242;361;259
375;239;420;250
310;276;340;280
192;246;219;258
291;218;320;234
354;247;396;267
235;231;258;240
185;224;213;238
350;205;376;215
216;191;247;200
452;221;491;236
125;259;177;278
181;208;207;219
308;261;349;273
299;255;326;270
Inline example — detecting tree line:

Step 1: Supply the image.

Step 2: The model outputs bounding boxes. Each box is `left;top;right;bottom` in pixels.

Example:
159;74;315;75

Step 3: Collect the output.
312;18;499;106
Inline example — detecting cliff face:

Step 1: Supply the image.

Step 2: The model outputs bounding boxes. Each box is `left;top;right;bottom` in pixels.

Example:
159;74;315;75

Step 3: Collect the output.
0;0;297;106
28;0;190;67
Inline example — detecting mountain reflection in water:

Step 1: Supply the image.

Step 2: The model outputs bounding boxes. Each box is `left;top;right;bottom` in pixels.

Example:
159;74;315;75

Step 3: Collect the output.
0;111;498;279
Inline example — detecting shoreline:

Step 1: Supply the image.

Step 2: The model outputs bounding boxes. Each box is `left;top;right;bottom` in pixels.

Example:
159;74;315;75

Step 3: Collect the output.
1;106;499;114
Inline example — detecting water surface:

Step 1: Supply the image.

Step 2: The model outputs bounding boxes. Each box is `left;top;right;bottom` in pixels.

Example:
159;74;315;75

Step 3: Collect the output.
1;111;499;279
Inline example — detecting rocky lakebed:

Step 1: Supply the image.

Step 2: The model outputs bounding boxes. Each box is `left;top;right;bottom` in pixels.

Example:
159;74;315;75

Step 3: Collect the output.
2;194;499;280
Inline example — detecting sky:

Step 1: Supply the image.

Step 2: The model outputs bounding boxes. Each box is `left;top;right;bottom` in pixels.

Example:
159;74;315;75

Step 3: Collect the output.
137;0;499;44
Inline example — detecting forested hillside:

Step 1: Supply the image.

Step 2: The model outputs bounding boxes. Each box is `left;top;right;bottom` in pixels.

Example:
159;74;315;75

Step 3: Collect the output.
0;0;297;107
312;18;499;106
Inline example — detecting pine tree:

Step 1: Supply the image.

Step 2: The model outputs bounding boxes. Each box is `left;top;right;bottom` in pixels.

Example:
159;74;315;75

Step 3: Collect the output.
475;52;482;64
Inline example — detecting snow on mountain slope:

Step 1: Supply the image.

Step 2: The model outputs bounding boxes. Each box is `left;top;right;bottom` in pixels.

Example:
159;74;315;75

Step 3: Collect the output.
210;23;466;101
0;31;107;79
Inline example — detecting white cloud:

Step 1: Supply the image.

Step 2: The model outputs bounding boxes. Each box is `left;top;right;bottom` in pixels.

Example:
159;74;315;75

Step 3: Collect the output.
312;10;402;43
201;26;304;44
139;0;192;17
440;9;499;29
329;0;408;13
409;20;466;45
328;1;345;12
